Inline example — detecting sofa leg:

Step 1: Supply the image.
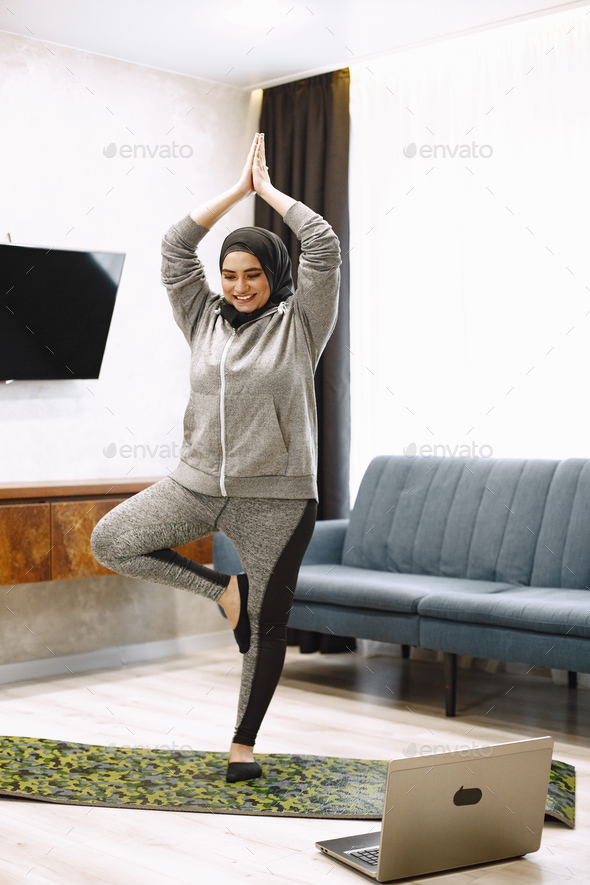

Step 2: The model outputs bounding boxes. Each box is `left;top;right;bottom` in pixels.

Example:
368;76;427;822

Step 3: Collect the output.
444;653;457;717
401;644;410;659
568;671;578;689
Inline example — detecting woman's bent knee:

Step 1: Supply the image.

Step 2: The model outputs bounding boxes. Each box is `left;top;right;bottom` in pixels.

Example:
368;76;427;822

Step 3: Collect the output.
90;512;121;569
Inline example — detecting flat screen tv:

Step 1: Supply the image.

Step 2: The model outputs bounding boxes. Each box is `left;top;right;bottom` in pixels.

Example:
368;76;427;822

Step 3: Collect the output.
0;240;126;381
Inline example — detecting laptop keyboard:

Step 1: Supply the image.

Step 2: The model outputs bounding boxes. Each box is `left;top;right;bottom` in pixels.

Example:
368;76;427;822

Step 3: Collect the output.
349;847;380;866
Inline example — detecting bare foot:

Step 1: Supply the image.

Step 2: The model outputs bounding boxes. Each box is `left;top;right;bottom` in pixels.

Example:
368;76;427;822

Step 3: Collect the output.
229;741;255;764
218;575;240;630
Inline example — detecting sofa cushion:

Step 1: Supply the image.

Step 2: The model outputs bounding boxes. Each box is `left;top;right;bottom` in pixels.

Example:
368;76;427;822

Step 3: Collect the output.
530;459;590;589
419;619;590;673
342;455;558;585
295;565;514;614
343;455;590;591
289;603;421;647
417;586;590;638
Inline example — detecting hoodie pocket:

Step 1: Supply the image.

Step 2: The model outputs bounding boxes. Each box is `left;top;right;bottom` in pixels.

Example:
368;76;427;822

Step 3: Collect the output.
182;392;221;472
224;393;288;477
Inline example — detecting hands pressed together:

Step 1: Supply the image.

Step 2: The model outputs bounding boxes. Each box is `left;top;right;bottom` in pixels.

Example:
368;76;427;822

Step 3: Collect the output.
237;132;272;199
190;131;295;229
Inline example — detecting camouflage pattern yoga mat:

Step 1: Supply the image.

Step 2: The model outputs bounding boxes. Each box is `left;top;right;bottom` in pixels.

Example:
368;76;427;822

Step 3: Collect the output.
546;759;575;828
0;736;575;824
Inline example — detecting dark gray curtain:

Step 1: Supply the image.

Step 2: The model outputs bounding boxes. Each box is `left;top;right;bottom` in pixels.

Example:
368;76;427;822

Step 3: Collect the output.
255;69;354;654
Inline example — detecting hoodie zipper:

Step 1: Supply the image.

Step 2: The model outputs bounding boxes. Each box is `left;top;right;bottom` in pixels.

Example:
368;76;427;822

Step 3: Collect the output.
215;301;286;496
219;328;237;496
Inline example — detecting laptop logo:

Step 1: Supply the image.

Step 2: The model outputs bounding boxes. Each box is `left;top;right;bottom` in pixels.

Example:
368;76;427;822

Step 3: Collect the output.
453;785;483;806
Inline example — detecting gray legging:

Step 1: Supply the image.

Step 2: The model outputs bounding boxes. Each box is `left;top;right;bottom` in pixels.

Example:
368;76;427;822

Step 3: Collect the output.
90;477;317;747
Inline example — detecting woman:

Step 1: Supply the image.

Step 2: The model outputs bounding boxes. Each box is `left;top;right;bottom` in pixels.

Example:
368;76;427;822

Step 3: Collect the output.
90;132;341;783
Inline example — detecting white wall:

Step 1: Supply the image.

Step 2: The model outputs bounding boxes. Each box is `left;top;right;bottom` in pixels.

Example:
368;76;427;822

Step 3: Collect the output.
0;30;261;484
0;31;261;663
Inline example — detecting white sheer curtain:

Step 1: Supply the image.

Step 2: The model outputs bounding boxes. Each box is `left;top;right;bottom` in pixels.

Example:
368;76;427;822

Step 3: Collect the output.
349;5;590;509
349;6;590;684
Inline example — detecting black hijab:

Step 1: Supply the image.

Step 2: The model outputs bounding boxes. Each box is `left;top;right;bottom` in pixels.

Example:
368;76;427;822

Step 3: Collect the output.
218;226;294;328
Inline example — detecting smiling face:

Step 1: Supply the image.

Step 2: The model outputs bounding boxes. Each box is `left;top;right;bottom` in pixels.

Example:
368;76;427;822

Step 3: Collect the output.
221;251;271;313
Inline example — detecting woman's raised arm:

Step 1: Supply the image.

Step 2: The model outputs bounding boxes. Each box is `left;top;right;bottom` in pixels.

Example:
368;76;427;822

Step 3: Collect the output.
190;134;257;229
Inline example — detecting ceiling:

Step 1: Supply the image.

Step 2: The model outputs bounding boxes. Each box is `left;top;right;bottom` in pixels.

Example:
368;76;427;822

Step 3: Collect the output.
1;0;587;90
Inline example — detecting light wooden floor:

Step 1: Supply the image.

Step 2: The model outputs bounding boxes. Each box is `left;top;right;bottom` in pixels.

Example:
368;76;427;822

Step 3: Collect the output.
0;642;587;884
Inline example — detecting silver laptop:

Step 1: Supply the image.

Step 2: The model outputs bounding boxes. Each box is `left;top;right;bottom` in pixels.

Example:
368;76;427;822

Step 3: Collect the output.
316;736;554;882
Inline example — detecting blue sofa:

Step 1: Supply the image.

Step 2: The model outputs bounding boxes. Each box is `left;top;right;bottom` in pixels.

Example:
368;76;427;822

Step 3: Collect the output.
213;455;590;715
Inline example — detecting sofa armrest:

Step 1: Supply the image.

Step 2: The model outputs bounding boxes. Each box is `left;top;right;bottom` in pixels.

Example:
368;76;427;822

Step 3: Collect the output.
301;518;349;566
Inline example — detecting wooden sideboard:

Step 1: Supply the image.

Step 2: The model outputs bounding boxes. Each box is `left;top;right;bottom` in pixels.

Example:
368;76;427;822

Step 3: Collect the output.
0;478;213;586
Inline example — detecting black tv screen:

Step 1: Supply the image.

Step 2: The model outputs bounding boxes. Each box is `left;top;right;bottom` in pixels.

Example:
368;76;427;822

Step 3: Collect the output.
1;242;125;381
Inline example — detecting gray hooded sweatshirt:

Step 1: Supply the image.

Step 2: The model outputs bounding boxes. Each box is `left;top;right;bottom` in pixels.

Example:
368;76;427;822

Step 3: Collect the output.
160;201;341;502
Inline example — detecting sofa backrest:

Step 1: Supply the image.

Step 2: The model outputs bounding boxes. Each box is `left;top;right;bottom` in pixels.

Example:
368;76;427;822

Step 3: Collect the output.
342;456;590;589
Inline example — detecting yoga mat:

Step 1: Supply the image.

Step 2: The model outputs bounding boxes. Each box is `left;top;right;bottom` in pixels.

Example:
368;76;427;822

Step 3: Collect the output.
0;736;575;824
